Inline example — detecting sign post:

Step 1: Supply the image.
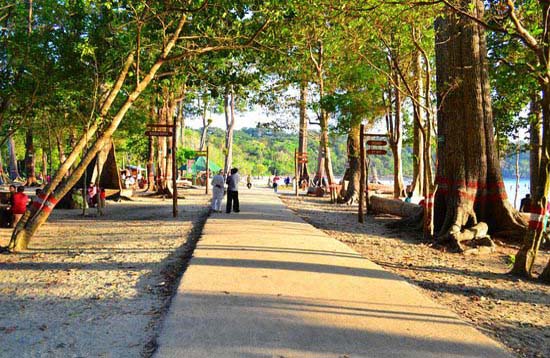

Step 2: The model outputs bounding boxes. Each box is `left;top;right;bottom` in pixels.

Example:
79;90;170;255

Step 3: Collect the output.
205;146;209;195
145;124;178;217
359;125;365;223
358;132;389;223
172;122;177;218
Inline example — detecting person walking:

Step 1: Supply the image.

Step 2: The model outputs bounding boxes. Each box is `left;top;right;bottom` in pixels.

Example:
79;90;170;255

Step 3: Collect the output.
211;170;225;213
246;174;252;189
272;175;280;193
226;168;240;213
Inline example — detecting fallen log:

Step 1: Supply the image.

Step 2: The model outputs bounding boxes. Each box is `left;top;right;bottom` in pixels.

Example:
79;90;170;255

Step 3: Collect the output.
370;195;423;218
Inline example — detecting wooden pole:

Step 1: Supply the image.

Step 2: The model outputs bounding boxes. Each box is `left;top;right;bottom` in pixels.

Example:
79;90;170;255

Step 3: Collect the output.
205;146;209;195
172;122;178;217
366;157;370;215
359;124;365;223
295;149;298;196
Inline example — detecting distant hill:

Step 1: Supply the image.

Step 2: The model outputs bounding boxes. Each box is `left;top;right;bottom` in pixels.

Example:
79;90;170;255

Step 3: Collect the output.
178;127;529;179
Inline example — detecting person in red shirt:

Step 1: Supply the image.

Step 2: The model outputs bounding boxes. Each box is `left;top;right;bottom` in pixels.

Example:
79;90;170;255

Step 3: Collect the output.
10;186;29;227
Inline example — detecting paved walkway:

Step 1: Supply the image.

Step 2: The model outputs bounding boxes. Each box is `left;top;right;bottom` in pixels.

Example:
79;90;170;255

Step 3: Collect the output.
154;188;511;358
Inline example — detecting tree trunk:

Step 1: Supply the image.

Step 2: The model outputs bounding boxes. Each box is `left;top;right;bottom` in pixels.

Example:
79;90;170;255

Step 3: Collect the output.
223;85;235;174
434;2;526;251
7;15;185;251
391;73;405;198
298;80;309;181
56;133;66;167
7;134;19;180
341;121;361;203
41;150;47;181
0;152;7;184
199;95;210;151
512;86;550;278
516;0;550;281
370;195;423;218
540;259;550;283
24;128;38;186
311;40;334;187
176;100;185;147
529;95;542;198
411;50;425;196
146;135;155;192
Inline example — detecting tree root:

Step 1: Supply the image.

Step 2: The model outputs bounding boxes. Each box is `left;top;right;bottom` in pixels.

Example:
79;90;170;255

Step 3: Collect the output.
437;222;493;252
337;193;358;205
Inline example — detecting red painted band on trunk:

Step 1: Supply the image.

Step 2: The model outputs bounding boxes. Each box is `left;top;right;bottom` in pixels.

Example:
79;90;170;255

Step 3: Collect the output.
31;194;47;210
437;189;507;202
529;207;546;215
529;221;545;230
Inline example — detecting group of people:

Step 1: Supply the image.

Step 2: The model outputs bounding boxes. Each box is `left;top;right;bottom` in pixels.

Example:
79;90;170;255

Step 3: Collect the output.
269;175;292;193
121;171;145;189
211;168;241;214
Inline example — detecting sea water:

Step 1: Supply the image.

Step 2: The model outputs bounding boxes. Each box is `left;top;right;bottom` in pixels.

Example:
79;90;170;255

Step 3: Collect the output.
371;177;530;209
503;178;530;209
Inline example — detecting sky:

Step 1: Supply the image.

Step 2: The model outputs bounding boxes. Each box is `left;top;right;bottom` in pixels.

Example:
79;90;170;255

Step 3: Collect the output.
186;107;276;131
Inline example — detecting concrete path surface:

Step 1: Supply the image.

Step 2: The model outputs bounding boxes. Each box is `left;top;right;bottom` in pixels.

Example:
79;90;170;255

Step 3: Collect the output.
154;188;512;358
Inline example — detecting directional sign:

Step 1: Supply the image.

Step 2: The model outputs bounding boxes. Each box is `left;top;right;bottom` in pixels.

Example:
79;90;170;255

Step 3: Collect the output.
147;124;174;128
366;149;387;155
145;130;173;137
366;140;387;146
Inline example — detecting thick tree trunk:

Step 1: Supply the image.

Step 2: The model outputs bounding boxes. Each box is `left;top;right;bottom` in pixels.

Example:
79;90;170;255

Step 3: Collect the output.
7;16;185;251
434;2;526;251
341;122;360;203
298;80;309;181
24;128;38;186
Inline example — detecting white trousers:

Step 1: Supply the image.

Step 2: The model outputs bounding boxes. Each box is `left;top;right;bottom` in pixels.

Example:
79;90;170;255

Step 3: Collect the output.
211;188;224;211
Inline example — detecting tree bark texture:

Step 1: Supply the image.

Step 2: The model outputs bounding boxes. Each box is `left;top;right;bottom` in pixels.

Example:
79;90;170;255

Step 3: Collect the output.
24;128;38;186
434;3;525;250
342;121;361;203
223;85;235;174
391;73;405;198
411;50;425;196
7;135;20;180
298;80;309;181
199;95;210;151
529;95;542;198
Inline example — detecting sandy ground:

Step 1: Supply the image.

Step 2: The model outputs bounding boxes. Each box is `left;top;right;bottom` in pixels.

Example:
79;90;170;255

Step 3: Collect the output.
0;189;209;358
281;194;550;358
